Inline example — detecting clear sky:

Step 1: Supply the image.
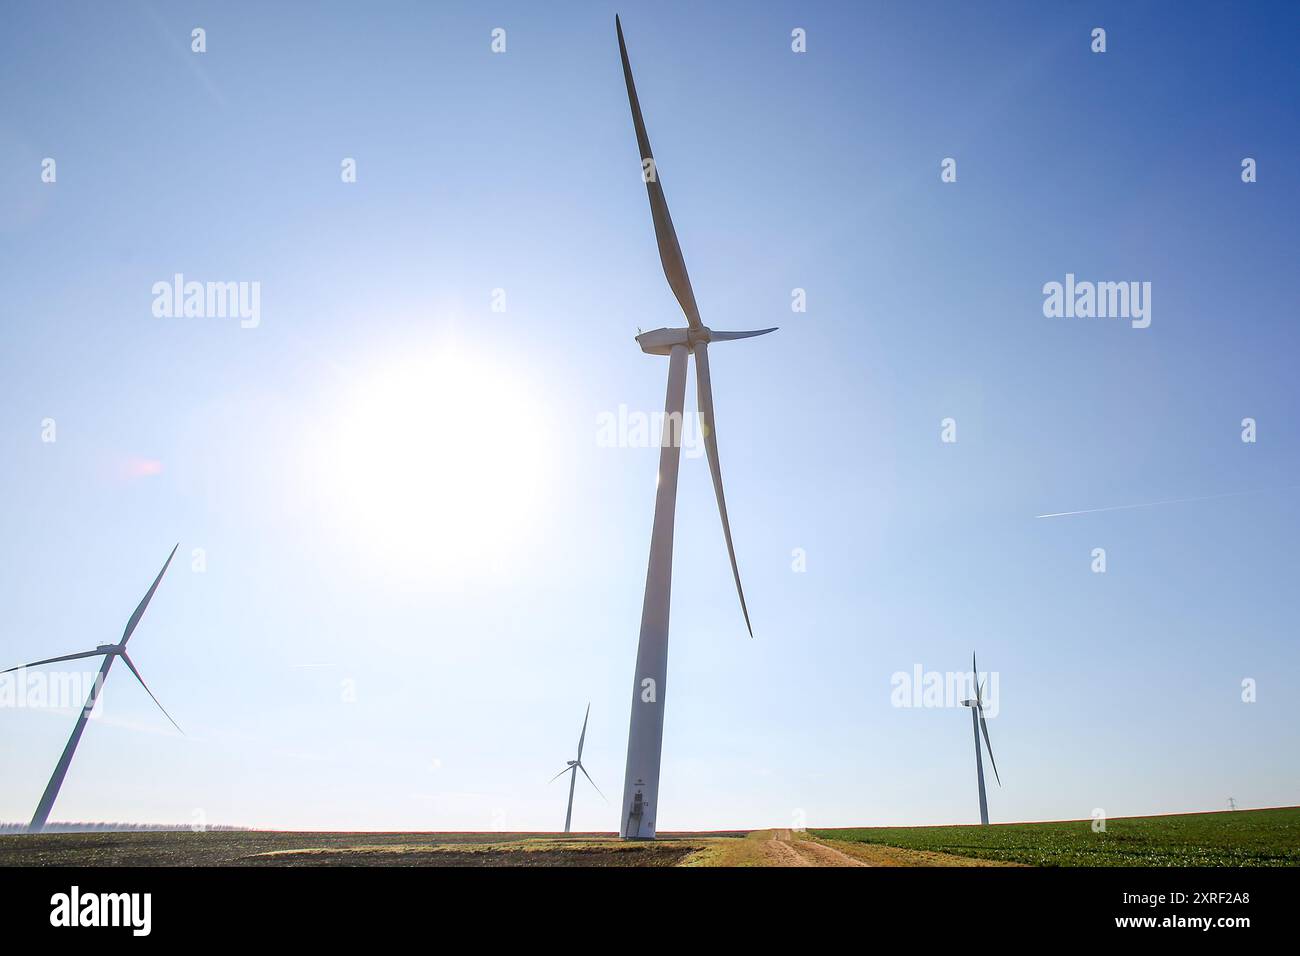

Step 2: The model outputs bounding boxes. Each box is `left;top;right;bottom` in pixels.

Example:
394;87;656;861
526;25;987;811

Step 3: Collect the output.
1;1;1297;831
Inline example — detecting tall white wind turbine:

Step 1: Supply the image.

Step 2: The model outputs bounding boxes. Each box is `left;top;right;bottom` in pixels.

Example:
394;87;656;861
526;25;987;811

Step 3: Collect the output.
614;16;775;839
2;545;183;833
549;703;605;833
960;652;1001;826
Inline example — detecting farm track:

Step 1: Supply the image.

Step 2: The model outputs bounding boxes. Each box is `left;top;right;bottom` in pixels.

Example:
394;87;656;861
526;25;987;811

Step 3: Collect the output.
754;829;866;866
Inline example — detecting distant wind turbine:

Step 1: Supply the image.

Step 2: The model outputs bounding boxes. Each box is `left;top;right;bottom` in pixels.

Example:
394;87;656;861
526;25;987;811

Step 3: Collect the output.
960;652;1000;826
614;16;774;841
2;545;183;833
550;703;604;833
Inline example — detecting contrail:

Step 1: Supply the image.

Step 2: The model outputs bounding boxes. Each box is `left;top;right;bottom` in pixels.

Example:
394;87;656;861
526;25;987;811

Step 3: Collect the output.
1036;488;1280;519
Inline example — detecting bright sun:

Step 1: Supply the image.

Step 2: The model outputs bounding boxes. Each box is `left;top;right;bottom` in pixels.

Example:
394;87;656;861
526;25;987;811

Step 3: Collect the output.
319;350;549;581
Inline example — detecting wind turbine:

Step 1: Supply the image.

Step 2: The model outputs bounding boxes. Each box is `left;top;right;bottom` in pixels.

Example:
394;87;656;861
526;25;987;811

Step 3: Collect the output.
960;652;1000;826
2;545;183;833
614;16;775;839
549;703;605;833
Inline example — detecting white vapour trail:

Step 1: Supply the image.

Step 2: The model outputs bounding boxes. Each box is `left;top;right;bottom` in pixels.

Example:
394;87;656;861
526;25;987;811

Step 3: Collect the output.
1036;488;1283;519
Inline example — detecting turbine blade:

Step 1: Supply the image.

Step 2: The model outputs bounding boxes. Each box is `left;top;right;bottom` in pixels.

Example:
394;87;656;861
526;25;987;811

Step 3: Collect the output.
979;710;1000;786
694;341;752;637
615;15;703;330
577;763;608;803
549;766;573;784
972;651;980;705
121;544;179;646
119;651;182;734
708;328;779;341
577;702;590;761
1;649;105;674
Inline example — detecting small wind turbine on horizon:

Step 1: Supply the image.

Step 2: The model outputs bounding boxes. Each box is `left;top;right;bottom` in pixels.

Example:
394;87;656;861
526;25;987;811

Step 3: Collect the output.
613;16;775;839
550;703;604;833
2;545;183;833
960;652;1001;826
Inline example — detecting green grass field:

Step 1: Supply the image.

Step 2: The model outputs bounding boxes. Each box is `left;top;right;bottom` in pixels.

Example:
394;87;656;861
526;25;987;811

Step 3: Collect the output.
813;807;1300;866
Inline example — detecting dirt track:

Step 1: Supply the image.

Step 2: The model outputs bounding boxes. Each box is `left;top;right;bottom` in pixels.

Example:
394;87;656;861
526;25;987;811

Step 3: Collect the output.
752;829;867;866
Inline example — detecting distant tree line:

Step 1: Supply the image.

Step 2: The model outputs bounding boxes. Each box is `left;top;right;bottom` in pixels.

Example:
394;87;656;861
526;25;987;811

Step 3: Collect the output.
0;822;252;834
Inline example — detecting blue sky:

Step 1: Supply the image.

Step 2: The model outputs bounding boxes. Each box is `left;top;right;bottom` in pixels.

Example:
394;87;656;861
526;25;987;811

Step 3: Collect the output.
1;1;1297;831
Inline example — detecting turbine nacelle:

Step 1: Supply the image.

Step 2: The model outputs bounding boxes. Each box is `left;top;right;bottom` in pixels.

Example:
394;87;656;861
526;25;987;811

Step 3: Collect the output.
635;326;694;355
635;325;777;356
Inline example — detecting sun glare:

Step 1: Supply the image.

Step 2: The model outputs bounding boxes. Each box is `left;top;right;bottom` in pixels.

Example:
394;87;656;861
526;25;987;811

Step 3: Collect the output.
319;351;549;580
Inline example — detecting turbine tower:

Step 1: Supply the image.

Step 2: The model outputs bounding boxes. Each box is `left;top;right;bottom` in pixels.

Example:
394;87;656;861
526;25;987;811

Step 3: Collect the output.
549;703;604;833
960;652;1000;826
2;545;183;832
614;16;775;839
